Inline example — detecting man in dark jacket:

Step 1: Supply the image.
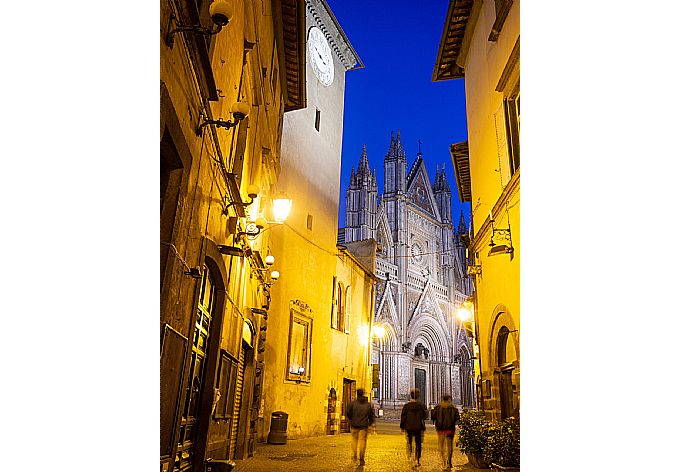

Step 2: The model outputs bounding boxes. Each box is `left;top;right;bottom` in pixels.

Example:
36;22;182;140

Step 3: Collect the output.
346;388;375;466
400;389;428;467
431;394;460;469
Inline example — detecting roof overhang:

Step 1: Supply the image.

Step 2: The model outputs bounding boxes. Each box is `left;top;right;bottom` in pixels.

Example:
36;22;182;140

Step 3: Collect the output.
274;0;307;111
432;0;477;82
450;141;472;203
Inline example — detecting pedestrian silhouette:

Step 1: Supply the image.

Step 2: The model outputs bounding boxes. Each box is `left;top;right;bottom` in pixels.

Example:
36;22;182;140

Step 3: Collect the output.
400;388;428;467
346;388;376;466
431;394;460;470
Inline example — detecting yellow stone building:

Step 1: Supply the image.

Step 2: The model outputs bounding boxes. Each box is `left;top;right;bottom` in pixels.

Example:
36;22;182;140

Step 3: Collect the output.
160;0;307;470
259;0;375;440
433;0;520;422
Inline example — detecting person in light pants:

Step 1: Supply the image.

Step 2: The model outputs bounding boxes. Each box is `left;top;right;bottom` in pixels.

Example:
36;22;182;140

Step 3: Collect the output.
346;388;376;466
430;394;460;470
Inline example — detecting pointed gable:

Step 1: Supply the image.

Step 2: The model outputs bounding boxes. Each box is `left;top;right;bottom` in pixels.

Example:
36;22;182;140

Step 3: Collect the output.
375;281;400;330
406;155;440;218
375;206;394;257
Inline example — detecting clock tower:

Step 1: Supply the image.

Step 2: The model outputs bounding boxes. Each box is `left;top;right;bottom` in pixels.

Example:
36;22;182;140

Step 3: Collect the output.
262;0;364;439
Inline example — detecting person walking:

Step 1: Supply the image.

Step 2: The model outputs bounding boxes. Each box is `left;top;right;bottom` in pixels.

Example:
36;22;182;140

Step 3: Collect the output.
400;389;428;467
346;388;376;466
431;395;460;469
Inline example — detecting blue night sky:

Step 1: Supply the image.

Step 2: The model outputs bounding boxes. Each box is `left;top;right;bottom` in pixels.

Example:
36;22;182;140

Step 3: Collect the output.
328;0;471;228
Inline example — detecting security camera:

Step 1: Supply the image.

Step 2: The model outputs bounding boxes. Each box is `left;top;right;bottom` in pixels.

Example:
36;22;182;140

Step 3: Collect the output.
210;0;233;27
246;184;260;199
230;101;251;121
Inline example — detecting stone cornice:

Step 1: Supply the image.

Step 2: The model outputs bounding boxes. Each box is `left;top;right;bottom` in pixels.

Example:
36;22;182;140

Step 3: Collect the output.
306;0;363;71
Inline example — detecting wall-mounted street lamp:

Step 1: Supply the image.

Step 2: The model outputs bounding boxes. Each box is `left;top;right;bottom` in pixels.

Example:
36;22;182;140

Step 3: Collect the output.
222;184;259;216
249;250;280;285
456;298;475;337
271;192;293;223
371;324;386;340
487;210;514;257
456;300;473;322
166;0;234;47
197;101;251;135
234;193;293;239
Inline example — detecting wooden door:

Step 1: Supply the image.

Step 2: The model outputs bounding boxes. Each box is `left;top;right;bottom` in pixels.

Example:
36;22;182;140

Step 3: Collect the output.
498;366;514;420
340;379;355;432
174;267;215;471
414;368;426;406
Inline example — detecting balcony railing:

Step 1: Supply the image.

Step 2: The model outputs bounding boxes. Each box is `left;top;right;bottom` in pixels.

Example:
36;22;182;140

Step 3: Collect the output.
376;259;399;280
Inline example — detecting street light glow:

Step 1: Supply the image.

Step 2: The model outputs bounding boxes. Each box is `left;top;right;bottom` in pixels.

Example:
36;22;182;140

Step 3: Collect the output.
372;324;385;339
457;306;472;322
272;193;292;222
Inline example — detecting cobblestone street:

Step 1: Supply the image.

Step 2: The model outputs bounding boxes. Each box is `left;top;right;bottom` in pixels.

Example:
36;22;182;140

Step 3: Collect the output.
234;420;486;472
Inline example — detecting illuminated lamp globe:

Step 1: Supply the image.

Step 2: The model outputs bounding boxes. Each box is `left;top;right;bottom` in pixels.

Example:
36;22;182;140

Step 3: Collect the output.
272;193;292;223
270;270;280;281
265;254;275;266
372;325;386;339
209;0;233;26
246;184;260;199
255;216;267;229
230;101;251;121
457;307;472;322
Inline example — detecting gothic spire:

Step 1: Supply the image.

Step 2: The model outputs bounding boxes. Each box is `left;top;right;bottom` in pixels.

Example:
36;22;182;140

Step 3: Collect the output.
349;165;356;186
439;164;450;191
459;210;468;234
357;144;371;177
387;131;396;154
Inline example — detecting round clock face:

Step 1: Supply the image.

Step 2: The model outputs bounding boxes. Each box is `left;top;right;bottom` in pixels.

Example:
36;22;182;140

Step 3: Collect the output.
411;242;424;265
308;27;334;86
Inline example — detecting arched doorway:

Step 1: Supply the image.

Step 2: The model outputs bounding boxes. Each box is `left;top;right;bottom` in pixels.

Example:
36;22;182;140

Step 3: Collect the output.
496;326;516;420
176;264;217;471
456;346;475;409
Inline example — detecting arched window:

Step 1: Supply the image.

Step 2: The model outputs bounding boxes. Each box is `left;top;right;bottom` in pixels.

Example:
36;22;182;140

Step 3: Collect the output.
331;282;349;333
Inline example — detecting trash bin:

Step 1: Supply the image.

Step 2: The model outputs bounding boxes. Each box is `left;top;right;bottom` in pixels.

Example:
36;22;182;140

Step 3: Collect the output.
267;411;288;444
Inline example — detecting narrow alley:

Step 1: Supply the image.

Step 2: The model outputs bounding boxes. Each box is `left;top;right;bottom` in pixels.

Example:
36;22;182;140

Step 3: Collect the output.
233;420;484;472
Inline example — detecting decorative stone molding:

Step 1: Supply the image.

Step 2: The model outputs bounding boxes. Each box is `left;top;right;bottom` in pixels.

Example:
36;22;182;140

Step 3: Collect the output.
306;0;362;70
290;299;313;316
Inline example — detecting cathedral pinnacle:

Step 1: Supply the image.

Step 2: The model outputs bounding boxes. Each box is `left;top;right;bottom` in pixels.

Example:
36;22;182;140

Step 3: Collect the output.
357;144;371;176
459;210;468;234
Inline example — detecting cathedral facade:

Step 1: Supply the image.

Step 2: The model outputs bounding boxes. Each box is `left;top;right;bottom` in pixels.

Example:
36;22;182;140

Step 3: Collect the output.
342;132;476;411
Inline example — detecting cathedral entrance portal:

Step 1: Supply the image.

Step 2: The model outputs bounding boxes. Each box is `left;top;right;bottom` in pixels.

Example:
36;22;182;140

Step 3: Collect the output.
414;368;426;407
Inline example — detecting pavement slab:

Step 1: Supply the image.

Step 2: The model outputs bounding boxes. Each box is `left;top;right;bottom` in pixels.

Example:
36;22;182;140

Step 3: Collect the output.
233;420;490;472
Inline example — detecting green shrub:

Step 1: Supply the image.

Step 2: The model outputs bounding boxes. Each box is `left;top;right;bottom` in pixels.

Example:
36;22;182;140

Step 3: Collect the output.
483;417;520;467
457;410;491;456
